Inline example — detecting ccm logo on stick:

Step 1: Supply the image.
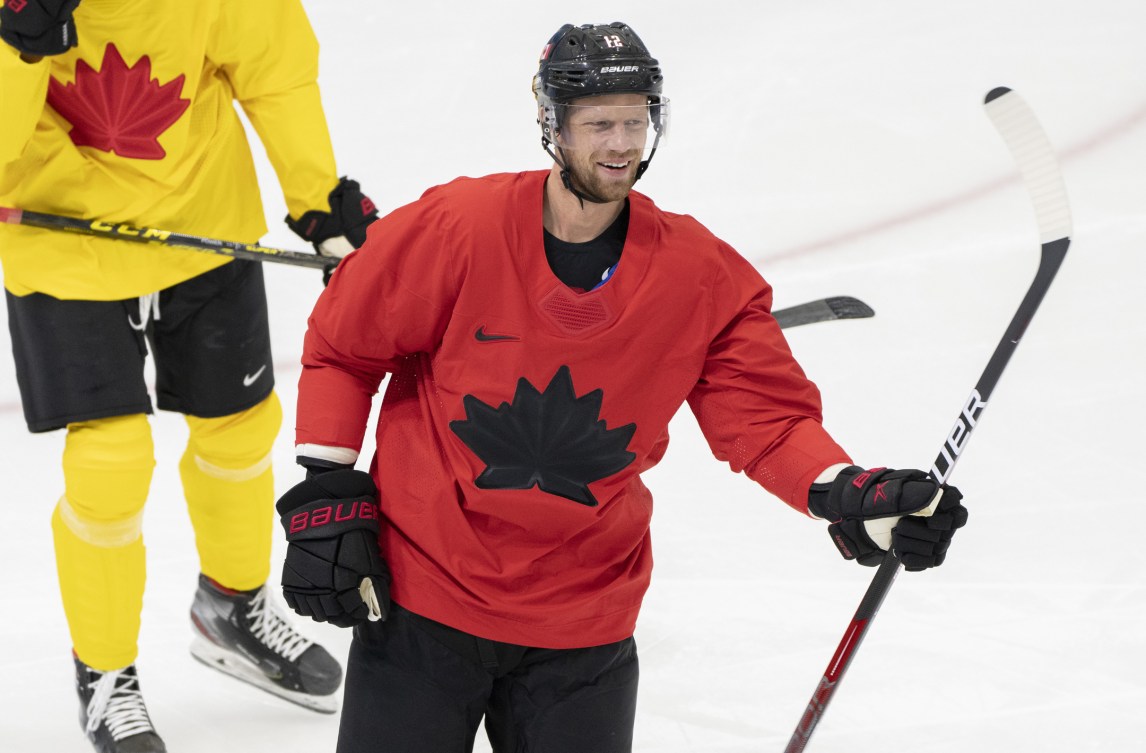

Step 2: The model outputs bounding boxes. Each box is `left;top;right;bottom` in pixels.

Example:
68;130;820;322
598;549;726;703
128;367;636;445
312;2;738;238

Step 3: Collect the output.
290;501;377;533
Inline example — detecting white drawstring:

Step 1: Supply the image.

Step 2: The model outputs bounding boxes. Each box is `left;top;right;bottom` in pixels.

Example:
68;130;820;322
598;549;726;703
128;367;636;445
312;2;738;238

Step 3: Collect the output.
127;293;161;331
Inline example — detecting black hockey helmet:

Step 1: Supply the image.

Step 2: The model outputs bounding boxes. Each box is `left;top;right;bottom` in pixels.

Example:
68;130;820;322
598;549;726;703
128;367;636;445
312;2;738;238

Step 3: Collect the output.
532;22;668;199
533;22;664;109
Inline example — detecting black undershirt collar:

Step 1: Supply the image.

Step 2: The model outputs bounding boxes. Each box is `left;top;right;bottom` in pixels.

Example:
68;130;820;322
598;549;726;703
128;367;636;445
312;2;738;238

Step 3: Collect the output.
542;201;629;293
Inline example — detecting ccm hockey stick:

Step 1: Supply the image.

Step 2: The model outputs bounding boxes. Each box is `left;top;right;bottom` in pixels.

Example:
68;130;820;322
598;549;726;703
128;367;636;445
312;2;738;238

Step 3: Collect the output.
0;206;333;271
784;87;1072;753
773;296;874;329
0;202;879;327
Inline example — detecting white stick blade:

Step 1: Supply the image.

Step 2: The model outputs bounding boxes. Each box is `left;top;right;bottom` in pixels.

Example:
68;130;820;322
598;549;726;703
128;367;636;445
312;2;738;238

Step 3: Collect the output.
983;87;1072;243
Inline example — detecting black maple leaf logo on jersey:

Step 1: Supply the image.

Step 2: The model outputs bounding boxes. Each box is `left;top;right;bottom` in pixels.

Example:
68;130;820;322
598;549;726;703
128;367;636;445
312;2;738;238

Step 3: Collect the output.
449;365;636;506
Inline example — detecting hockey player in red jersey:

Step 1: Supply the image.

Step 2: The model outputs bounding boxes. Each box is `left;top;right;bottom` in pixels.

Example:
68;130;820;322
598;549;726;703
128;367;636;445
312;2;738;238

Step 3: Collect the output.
277;21;969;753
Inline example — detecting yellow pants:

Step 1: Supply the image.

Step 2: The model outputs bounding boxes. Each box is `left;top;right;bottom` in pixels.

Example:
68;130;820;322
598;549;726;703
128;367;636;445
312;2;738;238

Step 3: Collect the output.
54;393;282;671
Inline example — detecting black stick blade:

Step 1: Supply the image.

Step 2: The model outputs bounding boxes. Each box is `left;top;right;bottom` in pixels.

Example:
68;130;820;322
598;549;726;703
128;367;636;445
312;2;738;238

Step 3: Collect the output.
825;296;875;320
773;296;875;329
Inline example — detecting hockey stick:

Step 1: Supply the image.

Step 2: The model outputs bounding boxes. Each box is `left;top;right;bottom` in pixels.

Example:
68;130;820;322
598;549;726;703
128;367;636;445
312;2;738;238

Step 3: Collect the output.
783;87;1072;753
773;296;875;329
0;206;333;271
0;204;882;318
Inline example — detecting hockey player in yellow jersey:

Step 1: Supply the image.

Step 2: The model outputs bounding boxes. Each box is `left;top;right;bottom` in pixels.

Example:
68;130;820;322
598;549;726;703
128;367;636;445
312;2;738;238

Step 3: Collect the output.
0;2;378;751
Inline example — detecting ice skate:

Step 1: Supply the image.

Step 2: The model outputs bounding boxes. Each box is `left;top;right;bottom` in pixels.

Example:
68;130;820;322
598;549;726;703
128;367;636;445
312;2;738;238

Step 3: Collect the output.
189;574;342;713
75;657;166;753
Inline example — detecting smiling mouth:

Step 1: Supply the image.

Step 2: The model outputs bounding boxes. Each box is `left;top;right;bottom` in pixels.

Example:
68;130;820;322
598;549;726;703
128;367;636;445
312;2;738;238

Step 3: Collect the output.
598;160;632;172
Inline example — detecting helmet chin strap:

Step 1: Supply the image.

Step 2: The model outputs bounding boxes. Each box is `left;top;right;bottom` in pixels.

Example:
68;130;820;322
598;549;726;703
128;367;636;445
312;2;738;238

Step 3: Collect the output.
540;126;663;209
560;166;609;208
541;138;607;208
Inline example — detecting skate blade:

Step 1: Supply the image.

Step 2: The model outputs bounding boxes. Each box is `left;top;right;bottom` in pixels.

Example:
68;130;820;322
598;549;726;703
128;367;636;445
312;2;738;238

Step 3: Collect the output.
189;636;339;714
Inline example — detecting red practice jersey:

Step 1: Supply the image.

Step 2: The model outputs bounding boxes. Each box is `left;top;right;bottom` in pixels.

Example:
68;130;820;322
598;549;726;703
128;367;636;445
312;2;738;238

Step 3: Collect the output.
296;170;851;648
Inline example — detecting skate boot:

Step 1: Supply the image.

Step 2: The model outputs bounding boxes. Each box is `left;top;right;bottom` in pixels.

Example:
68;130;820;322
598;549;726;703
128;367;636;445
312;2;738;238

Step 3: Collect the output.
189;573;342;713
75;656;166;753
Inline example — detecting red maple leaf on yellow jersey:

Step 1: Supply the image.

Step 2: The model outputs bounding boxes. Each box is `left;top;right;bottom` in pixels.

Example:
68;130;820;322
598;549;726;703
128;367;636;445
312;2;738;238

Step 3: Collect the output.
47;43;190;160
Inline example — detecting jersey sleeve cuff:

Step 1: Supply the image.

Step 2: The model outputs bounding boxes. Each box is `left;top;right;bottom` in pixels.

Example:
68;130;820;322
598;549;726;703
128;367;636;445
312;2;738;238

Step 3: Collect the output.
295;443;359;467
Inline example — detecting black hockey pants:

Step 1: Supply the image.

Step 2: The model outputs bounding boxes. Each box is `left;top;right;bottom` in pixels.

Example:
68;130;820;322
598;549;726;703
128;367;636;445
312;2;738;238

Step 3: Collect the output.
336;603;639;753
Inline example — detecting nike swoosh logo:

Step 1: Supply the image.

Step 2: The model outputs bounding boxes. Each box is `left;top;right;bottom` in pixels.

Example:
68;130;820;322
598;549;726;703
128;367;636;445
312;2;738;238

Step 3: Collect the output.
242;365;268;387
474;326;519;343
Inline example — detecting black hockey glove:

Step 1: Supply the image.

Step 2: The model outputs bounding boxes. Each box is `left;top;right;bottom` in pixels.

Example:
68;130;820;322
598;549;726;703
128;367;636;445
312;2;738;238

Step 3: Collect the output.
1;0;81;57
276;468;391;628
286;175;378;254
808;466;968;571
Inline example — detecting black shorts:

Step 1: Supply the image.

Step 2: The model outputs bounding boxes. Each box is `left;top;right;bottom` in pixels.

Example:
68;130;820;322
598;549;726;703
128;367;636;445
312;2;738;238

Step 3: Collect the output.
6;260;274;432
338;604;640;753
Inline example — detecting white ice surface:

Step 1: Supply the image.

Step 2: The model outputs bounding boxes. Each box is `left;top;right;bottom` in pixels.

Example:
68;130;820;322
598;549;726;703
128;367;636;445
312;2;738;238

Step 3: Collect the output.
2;1;1144;751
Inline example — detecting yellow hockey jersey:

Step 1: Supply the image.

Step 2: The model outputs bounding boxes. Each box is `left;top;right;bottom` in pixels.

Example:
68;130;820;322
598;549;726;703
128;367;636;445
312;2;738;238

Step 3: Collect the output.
0;0;339;300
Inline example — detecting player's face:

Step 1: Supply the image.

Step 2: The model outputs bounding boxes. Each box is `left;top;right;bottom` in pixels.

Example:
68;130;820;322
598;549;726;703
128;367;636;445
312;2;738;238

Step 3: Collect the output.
556;93;651;202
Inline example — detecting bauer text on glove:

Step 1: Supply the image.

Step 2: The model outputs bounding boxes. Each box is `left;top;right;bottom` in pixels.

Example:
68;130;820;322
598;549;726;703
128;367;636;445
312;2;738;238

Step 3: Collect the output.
276;468;391;627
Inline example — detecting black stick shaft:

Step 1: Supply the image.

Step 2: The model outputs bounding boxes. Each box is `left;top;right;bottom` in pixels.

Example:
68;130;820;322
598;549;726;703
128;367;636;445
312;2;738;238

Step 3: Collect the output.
930;238;1068;482
0;206;332;270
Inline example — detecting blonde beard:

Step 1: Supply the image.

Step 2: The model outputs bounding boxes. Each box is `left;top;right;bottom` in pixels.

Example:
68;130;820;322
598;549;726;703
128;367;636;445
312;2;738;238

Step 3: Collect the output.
562;153;641;203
